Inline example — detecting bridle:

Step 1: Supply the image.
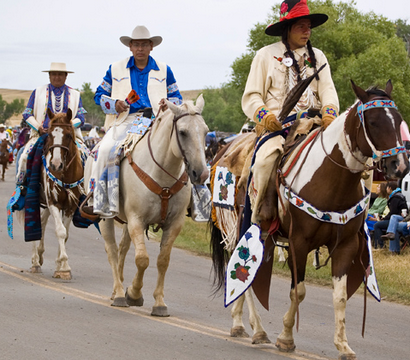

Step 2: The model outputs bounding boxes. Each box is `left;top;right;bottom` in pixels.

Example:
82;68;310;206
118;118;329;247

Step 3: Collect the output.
43;123;83;189
321;97;406;172
146;111;200;184
356;99;406;161
44;123;78;171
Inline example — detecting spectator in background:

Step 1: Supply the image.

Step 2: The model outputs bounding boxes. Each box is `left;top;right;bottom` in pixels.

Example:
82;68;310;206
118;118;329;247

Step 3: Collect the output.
373;181;408;249
381;213;410;254
365;182;389;231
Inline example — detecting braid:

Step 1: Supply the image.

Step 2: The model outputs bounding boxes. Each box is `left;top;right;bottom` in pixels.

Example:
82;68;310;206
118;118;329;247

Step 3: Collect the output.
282;27;301;82
306;40;320;80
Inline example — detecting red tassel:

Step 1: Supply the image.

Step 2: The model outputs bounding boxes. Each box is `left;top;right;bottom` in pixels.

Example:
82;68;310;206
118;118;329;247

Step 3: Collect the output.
125;90;140;105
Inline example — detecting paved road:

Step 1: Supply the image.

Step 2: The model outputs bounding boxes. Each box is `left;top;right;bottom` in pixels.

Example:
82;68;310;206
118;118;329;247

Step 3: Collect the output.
0;163;409;360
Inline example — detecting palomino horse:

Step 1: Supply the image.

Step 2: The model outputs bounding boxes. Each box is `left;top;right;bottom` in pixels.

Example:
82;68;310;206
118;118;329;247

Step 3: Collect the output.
0;139;9;180
210;81;409;359
31;109;85;280
86;96;209;315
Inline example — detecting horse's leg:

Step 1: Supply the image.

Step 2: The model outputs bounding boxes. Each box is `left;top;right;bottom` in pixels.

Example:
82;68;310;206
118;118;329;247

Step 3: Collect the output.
100;219;128;307
118;224;132;284
331;241;358;360
332;276;356;360
276;243;307;353
48;205;72;280
31;208;50;273
230;293;249;338
150;219;185;317
245;288;271;344
124;218;147;308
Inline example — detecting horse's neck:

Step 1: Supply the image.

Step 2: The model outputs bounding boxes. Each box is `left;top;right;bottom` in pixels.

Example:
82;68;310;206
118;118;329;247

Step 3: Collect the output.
287;112;366;194
137;114;185;180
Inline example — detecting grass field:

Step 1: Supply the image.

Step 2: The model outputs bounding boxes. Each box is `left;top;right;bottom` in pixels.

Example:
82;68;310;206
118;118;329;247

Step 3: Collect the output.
168;218;410;306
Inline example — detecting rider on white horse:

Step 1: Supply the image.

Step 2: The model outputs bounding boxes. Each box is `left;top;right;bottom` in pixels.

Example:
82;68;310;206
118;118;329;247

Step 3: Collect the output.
81;25;183;220
242;0;339;225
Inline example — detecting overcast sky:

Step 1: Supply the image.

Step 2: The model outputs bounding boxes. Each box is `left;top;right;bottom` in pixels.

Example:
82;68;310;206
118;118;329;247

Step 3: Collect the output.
0;0;407;92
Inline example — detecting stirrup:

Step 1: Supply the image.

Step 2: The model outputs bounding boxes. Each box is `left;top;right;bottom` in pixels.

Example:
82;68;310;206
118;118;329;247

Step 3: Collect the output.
79;191;100;222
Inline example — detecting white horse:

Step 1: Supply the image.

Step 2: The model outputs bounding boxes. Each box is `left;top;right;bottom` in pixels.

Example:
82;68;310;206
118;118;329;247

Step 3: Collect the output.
85;96;209;316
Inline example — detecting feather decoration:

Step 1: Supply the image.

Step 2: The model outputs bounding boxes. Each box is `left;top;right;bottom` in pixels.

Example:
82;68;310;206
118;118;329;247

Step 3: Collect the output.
277;63;327;122
125;90;140;105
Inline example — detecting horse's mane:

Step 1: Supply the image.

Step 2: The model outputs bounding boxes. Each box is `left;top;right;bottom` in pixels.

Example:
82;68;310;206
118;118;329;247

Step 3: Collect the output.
366;86;391;99
181;99;198;115
154;99;199;130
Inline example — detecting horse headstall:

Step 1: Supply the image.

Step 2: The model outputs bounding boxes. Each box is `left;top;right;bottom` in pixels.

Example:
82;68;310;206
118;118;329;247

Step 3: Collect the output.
356;99;406;161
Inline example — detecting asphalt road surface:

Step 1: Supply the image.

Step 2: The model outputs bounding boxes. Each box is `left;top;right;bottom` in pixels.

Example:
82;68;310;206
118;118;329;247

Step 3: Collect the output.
0;163;409;360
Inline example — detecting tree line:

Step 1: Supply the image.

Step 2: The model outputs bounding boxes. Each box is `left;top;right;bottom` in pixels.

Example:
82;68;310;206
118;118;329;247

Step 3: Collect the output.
202;0;410;132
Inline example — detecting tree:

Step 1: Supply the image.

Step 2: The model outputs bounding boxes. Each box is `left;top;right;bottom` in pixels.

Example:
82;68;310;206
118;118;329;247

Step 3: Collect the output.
395;19;410;55
0;95;25;123
79;83;105;126
203;0;410;132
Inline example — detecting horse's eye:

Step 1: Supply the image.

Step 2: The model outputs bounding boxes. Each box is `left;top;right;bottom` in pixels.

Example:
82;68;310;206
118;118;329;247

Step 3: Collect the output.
179;130;187;137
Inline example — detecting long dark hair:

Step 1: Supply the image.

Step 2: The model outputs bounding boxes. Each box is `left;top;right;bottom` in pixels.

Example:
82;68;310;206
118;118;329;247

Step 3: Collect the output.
379;182;389;199
281;21;318;82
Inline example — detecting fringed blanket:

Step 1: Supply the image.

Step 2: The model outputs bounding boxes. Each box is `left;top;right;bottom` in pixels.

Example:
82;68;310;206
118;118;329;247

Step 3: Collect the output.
211;166;238;251
24;134;47;242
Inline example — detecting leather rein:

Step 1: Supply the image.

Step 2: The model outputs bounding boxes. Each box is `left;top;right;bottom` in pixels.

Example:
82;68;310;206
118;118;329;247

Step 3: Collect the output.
127;112;198;231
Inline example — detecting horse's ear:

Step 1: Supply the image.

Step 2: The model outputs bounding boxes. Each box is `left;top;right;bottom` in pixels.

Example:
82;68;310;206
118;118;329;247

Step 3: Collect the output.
350;80;368;102
47;108;54;120
166;99;180;115
385;79;393;97
195;94;205;114
66;108;72;121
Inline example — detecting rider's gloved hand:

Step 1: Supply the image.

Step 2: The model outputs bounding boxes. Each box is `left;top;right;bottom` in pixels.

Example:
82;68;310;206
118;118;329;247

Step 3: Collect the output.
321;105;338;129
254;106;282;136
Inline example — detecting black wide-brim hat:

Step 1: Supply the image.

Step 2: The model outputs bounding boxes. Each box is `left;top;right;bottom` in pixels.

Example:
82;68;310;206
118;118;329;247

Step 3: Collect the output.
265;0;328;37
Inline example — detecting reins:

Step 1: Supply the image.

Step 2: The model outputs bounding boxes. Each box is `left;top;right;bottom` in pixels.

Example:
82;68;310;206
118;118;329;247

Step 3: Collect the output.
146;112;198;185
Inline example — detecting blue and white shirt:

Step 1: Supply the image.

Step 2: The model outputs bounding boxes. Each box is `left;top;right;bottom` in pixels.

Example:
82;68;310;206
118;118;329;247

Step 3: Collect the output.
94;56;182;114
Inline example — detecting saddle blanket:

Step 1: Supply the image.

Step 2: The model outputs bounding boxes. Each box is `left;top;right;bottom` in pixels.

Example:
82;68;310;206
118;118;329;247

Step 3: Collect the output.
93;115;152;217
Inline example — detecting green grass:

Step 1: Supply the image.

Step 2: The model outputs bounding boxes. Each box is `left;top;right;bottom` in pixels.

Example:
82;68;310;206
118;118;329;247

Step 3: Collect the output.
168;218;410;306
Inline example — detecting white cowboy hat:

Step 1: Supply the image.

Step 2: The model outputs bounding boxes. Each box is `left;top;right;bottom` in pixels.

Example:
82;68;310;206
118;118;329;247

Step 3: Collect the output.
42;62;74;73
0;124;5;128
120;25;162;47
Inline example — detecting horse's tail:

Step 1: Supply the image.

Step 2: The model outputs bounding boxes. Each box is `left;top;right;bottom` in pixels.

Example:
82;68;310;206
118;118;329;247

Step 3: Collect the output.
209;218;229;294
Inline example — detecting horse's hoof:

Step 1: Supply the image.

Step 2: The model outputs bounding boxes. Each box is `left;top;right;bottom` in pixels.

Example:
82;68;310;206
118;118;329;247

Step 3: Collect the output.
30;266;42;274
111;297;129;307
252;331;271;344
52;271;72;280
339;354;357;360
230;326;250;338
275;338;296;352
151;306;169;317
125;290;144;306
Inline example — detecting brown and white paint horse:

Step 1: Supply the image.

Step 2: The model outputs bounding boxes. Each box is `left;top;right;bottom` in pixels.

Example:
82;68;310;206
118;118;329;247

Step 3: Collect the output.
0;138;9;180
211;81;409;359
85;96;209;315
31;109;85;280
